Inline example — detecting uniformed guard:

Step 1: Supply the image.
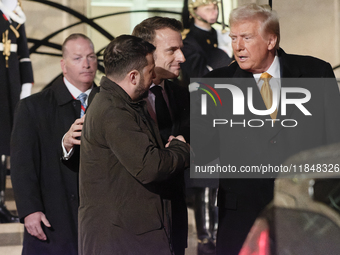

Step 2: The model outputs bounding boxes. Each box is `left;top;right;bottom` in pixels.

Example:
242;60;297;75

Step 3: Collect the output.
180;0;233;86
181;0;232;254
0;0;34;223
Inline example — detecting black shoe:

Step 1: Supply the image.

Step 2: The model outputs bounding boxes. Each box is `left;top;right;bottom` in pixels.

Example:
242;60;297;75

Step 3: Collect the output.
0;205;19;223
197;238;216;255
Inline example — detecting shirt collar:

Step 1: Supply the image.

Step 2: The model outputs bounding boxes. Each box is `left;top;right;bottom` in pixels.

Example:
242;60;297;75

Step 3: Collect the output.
63;77;92;100
149;80;165;90
253;54;280;82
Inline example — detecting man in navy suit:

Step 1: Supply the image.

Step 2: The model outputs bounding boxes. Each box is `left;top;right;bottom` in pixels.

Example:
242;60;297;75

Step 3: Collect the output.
193;3;340;255
133;17;190;255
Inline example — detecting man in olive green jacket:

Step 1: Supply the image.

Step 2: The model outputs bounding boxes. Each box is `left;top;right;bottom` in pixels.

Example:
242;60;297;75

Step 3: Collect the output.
78;35;190;255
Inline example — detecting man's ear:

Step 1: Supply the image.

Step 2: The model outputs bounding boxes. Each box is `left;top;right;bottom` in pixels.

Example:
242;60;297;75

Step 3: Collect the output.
267;34;277;51
128;70;139;86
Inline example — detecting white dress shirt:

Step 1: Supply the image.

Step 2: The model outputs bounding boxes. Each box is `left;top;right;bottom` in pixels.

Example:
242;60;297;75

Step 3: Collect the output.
253;54;281;109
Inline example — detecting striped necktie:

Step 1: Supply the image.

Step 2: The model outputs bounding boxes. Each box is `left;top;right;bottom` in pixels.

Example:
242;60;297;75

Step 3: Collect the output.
77;93;87;117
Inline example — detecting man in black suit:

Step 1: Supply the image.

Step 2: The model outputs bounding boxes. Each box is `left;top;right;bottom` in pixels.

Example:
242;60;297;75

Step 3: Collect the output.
192;3;340;255
132;17;190;255
10;33;99;255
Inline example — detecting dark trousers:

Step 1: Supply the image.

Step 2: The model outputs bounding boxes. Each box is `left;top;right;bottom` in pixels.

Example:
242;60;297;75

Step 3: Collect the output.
216;207;259;255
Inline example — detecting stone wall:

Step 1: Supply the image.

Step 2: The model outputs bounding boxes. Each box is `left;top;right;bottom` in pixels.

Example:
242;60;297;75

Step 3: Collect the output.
21;0;340;94
22;0;87;93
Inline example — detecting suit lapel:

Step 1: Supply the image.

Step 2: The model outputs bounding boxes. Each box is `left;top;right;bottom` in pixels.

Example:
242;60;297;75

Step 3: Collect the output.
278;48;302;78
132;99;165;149
164;80;176;114
265;49;305;137
276;48;302;122
51;76;79;134
164;80;178;135
143;103;165;148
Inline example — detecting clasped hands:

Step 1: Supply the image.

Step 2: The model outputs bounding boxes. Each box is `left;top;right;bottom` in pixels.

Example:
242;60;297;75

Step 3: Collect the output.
165;135;186;148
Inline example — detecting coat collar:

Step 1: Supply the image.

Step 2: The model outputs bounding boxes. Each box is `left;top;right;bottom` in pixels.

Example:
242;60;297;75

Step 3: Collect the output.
278;48;302;78
189;23;218;48
99;76;146;106
99;76;163;147
49;75;98;107
49;76;74;106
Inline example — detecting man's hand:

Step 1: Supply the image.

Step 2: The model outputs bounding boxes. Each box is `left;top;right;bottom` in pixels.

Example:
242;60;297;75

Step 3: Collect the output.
165;135;186;148
24;212;51;241
63;115;85;152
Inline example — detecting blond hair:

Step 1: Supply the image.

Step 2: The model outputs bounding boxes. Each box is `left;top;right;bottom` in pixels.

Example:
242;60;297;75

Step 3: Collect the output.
229;3;280;50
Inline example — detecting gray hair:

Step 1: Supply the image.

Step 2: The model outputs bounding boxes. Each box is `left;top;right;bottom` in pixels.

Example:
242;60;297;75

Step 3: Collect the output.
229;3;280;50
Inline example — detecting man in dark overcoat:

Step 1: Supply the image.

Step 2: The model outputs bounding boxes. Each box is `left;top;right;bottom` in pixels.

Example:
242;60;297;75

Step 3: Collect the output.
191;3;340;255
11;33;99;255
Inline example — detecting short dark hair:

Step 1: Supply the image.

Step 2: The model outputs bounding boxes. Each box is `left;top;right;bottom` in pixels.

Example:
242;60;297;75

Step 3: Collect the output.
132;16;183;44
103;35;156;80
62;33;94;57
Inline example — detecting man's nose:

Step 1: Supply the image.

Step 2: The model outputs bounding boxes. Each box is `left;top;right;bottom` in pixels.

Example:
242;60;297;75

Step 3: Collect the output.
234;38;244;51
83;57;90;68
176;49;186;63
